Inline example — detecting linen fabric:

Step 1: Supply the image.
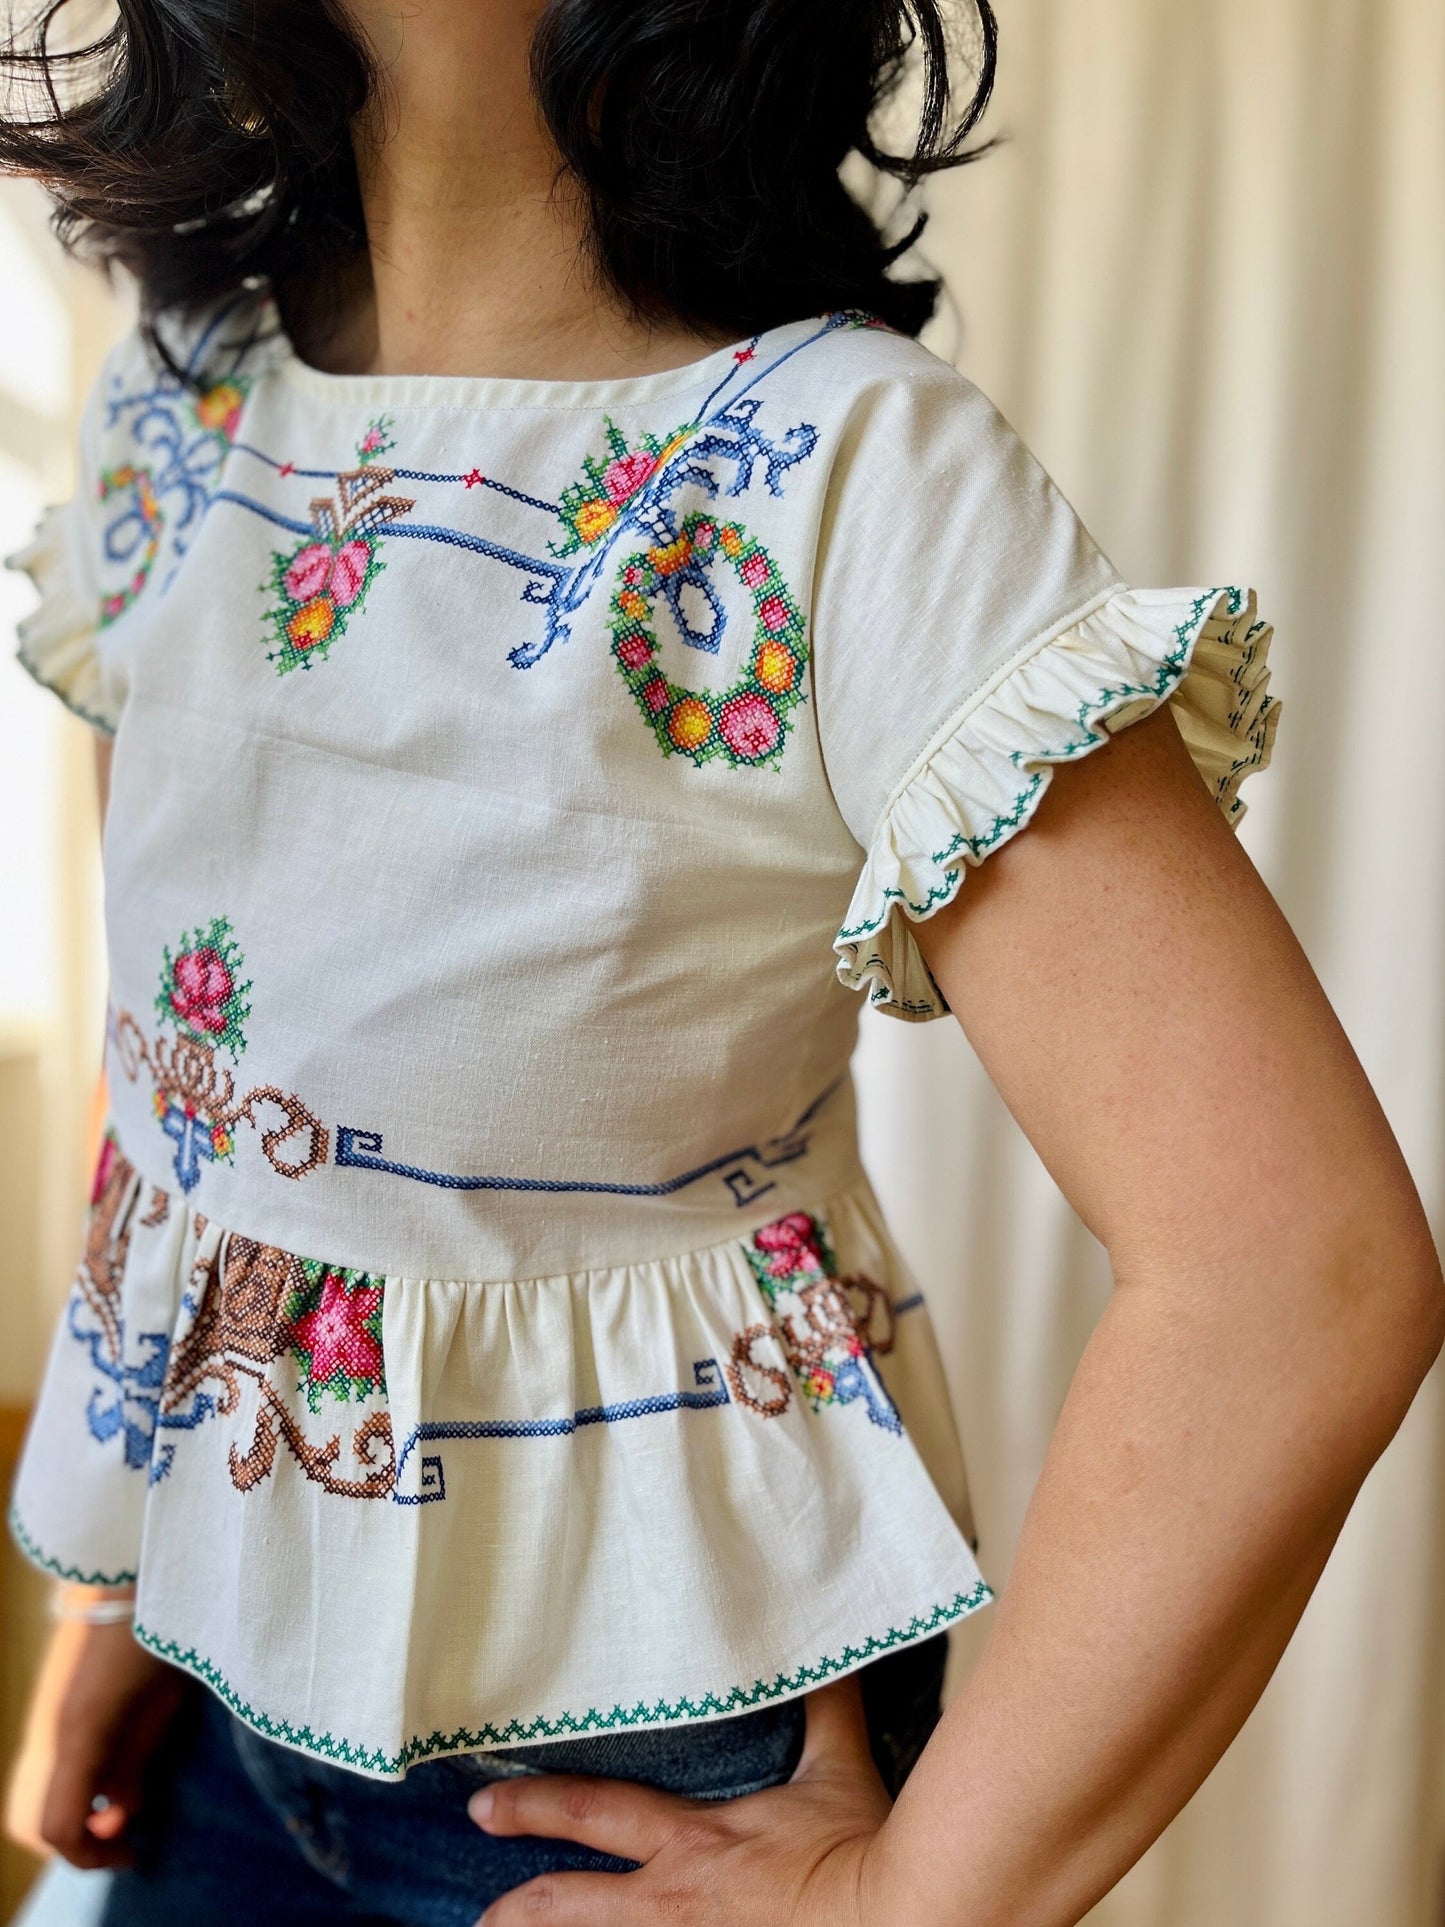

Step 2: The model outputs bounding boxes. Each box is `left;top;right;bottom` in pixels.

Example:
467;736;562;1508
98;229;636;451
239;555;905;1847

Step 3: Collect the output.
6;296;1276;1776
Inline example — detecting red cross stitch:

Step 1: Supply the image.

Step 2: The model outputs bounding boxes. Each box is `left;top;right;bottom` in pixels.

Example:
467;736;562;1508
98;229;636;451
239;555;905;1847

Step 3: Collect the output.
463;468;485;489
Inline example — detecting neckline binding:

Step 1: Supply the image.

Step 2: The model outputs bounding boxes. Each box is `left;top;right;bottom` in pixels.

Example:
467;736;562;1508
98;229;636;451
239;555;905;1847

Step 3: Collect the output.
261;295;827;413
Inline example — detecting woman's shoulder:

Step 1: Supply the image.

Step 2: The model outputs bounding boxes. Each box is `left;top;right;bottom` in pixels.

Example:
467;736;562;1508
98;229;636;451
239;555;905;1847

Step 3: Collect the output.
6;292;284;731
91;292;285;446
762;313;1044;517
779;311;995;411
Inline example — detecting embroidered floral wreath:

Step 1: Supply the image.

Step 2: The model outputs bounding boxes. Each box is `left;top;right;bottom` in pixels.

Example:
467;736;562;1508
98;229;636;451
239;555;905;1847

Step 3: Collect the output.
609;511;807;770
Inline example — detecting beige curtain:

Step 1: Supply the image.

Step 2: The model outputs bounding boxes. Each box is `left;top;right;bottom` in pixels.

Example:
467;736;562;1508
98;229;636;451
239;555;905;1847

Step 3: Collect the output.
856;1;1445;1921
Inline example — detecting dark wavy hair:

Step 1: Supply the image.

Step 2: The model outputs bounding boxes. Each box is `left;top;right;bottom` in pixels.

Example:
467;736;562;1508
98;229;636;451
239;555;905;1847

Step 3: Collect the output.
0;0;997;350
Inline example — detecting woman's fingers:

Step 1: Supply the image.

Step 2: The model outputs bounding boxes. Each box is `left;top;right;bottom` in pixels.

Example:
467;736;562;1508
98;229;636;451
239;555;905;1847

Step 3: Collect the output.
84;1793;130;1843
469;1772;687;1862
477;1871;637;1926
468;1694;892;1927
90;1663;185;1843
794;1675;878;1783
39;1741;131;1869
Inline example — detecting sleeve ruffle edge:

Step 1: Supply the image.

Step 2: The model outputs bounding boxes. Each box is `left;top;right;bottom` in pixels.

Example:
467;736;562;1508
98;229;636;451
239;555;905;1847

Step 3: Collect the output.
7;504;116;735
834;584;1279;1021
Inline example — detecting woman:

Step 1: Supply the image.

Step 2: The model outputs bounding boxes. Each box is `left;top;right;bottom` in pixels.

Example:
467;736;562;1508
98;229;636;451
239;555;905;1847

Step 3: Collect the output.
3;1;1440;1922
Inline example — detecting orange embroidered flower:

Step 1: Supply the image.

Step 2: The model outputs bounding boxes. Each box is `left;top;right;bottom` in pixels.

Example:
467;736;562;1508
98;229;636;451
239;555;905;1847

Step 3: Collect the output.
668;699;713;752
287;597;337;650
194;381;246;441
754;640;797;693
648;535;692;578
574;499;619;544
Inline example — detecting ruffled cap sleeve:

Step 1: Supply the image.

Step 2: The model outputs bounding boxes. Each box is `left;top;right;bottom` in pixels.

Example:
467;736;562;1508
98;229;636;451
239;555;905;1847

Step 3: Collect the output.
8;496;122;734
813;342;1279;1021
832;583;1277;1018
4;333;145;735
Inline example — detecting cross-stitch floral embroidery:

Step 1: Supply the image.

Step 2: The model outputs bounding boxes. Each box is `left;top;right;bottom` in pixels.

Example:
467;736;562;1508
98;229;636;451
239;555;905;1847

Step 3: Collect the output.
97;467;163;626
552;418;696;557
97;371;252;626
728;1211;900;1431
284;1264;387;1410
115;919;328;1194
610;510;808;769
160;1234;395;1498
65;1132;171;1473
91;306;844;772
143;917;251;1186
263;417;414;675
157;916;251;1059
193;380;250;445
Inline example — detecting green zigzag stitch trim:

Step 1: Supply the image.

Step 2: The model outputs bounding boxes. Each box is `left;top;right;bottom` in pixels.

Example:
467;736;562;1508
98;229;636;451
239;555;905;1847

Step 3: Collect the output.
836;586;1270;953
14;641;118;738
9;1506;138;1588
133;1581;993;1778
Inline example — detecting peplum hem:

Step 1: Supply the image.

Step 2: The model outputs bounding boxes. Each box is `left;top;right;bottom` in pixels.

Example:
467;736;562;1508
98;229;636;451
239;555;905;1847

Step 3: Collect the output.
10;1125;986;1778
122;1583;991;1778
6;504;118;735
834;584;1279;1019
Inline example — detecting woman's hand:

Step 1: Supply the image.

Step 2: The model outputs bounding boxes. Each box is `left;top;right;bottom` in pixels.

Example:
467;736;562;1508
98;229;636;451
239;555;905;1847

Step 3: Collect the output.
5;1596;189;1869
470;1677;912;1926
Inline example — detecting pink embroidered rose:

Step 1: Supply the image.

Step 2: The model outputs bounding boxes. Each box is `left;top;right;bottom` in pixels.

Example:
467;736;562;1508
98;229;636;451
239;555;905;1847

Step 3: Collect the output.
602;450;657;504
740;552;770;589
329;540;371;609
90;1135;117;1206
719;692;780;761
170;945;234;1035
642;676;670;713
617;633;653;671
754;1211;826;1277
359;425;386;457
284;543;334;603
758;594;789;634
290;1271;384;1386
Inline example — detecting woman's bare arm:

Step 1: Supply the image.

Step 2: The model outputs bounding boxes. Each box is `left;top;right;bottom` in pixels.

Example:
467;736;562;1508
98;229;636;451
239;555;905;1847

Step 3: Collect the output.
94;734;112;824
3;729;181;1872
470;704;1441;1927
868;705;1443;1924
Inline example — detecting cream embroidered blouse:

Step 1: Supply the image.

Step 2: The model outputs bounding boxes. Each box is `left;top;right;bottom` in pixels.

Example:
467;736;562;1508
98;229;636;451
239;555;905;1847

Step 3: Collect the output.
7;296;1278;1777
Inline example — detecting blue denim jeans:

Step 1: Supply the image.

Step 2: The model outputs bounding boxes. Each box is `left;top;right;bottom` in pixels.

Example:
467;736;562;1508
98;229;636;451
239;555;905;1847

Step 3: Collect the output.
99;1636;947;1926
